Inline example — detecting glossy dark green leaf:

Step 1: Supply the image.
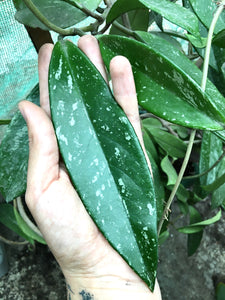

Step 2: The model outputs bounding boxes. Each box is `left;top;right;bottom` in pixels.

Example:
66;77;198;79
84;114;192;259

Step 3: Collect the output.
13;0;86;30
145;150;164;223
0;85;39;203
110;8;149;36
187;206;203;256
199;131;223;186
49;40;157;290
0;203;33;244
216;282;225;300
106;0;200;38
189;0;225;34
98;34;225;130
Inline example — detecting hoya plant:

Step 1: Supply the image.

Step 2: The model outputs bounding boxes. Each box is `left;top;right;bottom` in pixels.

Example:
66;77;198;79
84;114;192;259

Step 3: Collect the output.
0;0;225;291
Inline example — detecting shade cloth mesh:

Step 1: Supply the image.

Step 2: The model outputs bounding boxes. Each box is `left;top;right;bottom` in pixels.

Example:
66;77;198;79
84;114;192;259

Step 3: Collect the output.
0;0;38;119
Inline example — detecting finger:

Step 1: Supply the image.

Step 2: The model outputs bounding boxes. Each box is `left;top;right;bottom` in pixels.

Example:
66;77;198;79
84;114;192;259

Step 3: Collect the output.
18;100;59;208
110;56;153;174
78;35;108;82
38;43;54;116
110;56;141;138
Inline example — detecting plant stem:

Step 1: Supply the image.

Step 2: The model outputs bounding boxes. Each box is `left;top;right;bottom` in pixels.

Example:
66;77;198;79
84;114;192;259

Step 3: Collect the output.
15;197;43;238
201;2;224;90
121;13;131;30
184;147;225;180
61;0;104;22
0;120;11;125
157;2;225;236
112;21;136;37
22;0;86;36
0;235;29;246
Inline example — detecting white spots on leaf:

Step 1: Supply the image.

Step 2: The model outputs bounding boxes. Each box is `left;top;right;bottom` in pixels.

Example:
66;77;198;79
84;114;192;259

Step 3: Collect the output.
53;85;56;90
57;100;65;115
125;132;131;141
115;147;120;157
119;116;128;124
101;124;110;131
92;175;98;183
68;152;72;161
69;116;75;126
55;57;63;80
56;126;68;146
118;178;125;193
147;203;155;216
91;158;99;166
72;103;78;111
67;74;73;94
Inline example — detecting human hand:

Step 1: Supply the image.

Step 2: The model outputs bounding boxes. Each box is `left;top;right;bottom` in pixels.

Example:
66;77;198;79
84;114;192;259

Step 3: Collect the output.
19;35;161;300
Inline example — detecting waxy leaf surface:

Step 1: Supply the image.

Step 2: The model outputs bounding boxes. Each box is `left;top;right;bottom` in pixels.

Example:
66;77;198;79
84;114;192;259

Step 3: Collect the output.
98;33;225;130
189;0;225;34
0;85;39;202
106;0;200;38
49;40;157;290
13;0;86;30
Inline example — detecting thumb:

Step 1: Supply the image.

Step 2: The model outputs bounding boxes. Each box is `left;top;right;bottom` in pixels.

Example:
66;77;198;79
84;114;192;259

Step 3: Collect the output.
19;100;59;209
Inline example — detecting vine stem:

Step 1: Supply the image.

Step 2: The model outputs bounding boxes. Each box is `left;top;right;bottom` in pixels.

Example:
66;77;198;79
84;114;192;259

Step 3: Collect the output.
61;0;104;22
157;2;225;236
15;197;43;238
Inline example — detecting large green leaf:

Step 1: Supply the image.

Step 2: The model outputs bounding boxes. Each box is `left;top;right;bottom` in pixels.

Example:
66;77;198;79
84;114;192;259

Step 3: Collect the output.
189;0;225;34
49;40;157;290
199;131;223;186
0;85;39;202
13;0;86;30
98;33;225;130
106;0;200;38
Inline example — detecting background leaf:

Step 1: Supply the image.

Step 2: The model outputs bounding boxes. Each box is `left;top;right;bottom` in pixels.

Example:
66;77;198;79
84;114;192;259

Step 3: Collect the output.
107;0;200;37
161;156;177;186
49;40;157;290
178;209;221;233
187;206;203;256
199;131;223;186
13;0;86;30
0;203;34;244
0;85;39;202
110;8;149;36
189;0;225;34
98;34;225;130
